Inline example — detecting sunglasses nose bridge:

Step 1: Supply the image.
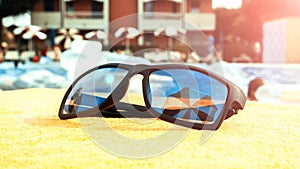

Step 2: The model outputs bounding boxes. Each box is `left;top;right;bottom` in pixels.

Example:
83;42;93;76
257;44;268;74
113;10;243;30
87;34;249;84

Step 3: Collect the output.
112;72;147;107
112;65;145;104
99;77;131;111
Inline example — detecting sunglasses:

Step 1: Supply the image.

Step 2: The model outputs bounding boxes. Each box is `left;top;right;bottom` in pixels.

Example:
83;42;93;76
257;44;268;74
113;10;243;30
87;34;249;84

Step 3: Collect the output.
58;63;246;130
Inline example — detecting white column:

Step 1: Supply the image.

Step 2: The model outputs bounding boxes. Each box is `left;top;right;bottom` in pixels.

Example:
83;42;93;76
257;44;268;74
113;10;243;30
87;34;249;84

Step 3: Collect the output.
103;0;109;45
60;0;65;28
181;0;186;42
138;0;144;46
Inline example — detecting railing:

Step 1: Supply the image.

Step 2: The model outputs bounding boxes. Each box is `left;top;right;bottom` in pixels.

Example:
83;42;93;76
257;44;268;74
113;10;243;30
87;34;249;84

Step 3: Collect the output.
32;11;107;30
139;12;215;31
64;12;106;29
143;12;181;19
66;11;104;19
185;13;216;31
31;12;61;28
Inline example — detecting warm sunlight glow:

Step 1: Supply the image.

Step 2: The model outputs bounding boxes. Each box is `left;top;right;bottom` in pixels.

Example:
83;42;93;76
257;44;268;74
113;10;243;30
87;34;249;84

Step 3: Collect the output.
212;0;243;9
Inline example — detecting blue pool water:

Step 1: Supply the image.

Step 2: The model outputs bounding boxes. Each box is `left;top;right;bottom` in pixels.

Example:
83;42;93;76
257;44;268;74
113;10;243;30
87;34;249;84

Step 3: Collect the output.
0;62;69;90
1;56;300;105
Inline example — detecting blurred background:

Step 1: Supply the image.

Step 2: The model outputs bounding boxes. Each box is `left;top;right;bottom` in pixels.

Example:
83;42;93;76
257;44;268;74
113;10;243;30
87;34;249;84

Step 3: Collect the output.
1;0;300;63
0;0;300;104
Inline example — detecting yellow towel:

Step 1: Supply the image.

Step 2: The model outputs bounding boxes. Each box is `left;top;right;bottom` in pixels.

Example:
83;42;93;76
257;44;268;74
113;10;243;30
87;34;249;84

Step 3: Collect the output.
0;88;299;169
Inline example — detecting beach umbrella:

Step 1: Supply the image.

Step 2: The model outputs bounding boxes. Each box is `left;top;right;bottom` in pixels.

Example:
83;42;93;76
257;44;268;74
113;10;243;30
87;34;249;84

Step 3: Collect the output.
13;25;44;37
154;26;186;37
22;29;47;40
13;25;47;51
114;27;141;53
55;28;83;50
154;26;186;60
84;30;107;40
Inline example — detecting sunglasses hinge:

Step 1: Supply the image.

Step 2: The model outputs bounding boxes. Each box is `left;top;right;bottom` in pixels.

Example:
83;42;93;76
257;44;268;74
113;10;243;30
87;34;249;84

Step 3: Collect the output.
225;109;237;119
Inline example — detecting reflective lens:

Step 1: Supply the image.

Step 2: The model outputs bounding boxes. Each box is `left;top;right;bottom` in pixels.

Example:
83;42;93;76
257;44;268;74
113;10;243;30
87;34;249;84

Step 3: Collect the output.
61;67;128;116
148;69;228;124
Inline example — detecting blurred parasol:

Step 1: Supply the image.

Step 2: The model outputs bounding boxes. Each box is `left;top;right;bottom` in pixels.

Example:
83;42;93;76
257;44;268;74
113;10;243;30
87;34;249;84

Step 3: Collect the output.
154;26;186;60
114;27;141;53
14;25;47;40
85;30;107;40
55;28;83;50
13;25;47;51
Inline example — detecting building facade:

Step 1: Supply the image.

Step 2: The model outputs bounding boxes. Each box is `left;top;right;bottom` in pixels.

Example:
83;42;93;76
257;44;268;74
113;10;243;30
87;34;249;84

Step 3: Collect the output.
31;0;215;49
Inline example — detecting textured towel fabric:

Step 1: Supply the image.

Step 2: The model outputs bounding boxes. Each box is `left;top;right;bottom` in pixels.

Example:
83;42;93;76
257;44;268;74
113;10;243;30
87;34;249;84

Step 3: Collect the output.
0;89;299;169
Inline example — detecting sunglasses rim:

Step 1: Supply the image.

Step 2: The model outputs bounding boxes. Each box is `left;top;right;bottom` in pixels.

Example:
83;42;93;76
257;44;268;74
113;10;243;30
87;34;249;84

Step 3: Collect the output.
58;63;246;130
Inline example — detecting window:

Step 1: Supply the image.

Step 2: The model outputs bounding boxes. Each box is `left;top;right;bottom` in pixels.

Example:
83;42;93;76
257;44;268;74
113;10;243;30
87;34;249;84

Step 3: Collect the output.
144;1;154;18
91;0;103;18
144;0;181;18
66;1;74;15
191;0;200;13
144;34;154;46
145;1;154;12
172;2;178;13
44;0;54;11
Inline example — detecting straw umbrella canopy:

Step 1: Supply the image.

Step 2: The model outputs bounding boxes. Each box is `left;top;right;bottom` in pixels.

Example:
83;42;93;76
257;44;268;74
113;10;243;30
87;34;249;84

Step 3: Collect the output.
13;25;47;51
13;25;47;40
84;30;107;40
55;28;83;50
21;27;47;40
114;27;140;53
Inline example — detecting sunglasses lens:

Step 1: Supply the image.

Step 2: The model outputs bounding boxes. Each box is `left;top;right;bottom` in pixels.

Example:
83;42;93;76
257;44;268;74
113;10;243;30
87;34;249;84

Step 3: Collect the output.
60;67;128;116
148;69;228;124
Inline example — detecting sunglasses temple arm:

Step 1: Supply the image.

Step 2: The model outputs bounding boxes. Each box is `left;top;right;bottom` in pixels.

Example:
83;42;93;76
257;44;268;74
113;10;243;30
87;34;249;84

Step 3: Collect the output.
224;98;246;120
224;109;238;120
74;102;151;118
225;84;247;120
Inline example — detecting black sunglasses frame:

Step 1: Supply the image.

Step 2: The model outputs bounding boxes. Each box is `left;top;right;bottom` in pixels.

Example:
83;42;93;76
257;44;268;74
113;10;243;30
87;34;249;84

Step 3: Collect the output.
58;63;246;130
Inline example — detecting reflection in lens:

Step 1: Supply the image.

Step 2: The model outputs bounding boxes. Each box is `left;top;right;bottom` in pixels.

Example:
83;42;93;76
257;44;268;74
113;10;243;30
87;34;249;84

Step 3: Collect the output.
148;69;228;124
61;67;128;116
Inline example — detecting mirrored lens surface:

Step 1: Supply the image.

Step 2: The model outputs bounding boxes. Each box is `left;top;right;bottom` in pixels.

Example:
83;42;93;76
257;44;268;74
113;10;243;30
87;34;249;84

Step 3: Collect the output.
148;69;228;124
61;67;128;116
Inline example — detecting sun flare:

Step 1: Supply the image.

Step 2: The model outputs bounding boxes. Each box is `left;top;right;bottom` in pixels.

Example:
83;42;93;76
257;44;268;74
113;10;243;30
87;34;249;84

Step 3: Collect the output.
212;0;243;9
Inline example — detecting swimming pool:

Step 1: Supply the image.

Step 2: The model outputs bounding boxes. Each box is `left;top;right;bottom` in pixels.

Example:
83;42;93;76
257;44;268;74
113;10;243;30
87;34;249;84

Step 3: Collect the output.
1;58;299;105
